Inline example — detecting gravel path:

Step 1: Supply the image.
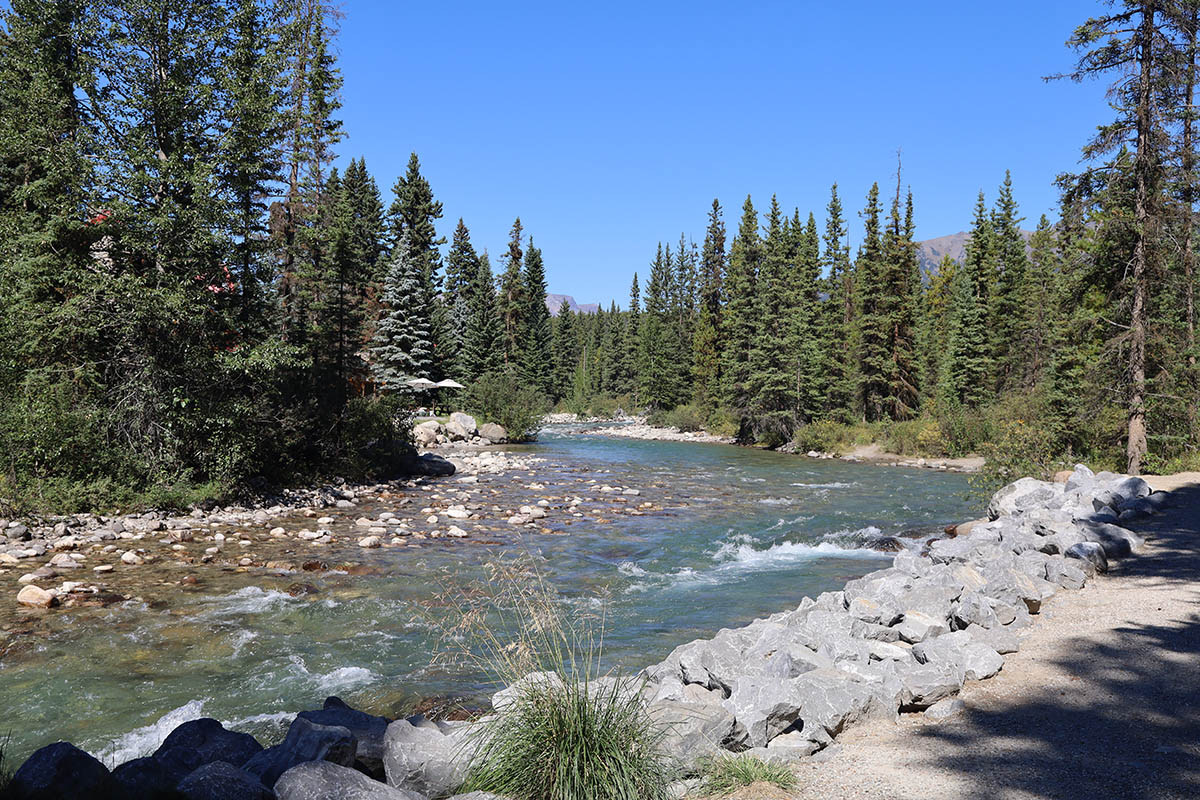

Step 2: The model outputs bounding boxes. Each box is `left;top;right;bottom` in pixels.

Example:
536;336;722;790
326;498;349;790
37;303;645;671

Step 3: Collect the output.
784;475;1200;800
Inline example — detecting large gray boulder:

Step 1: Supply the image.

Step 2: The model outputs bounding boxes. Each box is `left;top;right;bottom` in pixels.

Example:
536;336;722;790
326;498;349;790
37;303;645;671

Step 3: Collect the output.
648;700;739;768
445;412;478;440
155;718;264;769
988;478;1064;520
720;674;802;747
382;719;471;798
275;760;424;800
242;717;357;787
898;662;962;709
297;696;391;775
1065;541;1109;573
478;423;507;443
176;761;273;800
413;421;441;447
8;742;118;800
1092;476;1151;511
911;630;1004;682
1077;521;1143;559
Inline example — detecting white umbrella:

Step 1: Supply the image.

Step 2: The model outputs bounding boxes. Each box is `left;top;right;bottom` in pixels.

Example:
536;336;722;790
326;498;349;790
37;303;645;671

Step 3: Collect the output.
435;379;466;389
406;377;438;390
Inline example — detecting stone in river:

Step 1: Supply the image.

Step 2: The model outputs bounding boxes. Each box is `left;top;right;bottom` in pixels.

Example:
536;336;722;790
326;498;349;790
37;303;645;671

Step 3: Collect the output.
358;536;382;548
121;551;144;565
17;584;57;608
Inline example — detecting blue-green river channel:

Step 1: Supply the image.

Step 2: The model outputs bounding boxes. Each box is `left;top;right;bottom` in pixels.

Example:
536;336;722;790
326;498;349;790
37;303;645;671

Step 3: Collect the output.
0;426;979;766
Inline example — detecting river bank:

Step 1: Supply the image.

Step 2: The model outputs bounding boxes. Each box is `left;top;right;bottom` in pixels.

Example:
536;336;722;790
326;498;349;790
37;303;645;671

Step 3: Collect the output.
789;471;1200;800
0;448;1177;798
0;432;977;784
559;415;982;472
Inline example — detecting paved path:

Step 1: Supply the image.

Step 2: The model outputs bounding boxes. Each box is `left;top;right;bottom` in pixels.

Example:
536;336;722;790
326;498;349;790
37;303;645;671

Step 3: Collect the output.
786;477;1200;800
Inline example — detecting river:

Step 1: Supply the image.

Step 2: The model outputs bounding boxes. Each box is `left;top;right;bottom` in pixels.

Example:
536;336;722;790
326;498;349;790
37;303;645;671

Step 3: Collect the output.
0;426;979;766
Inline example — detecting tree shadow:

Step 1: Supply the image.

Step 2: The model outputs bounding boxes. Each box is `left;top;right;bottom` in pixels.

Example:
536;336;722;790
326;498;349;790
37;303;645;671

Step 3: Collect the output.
908;484;1200;799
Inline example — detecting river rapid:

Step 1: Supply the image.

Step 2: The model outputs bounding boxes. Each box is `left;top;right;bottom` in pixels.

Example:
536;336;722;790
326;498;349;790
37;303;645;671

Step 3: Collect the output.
0;425;978;766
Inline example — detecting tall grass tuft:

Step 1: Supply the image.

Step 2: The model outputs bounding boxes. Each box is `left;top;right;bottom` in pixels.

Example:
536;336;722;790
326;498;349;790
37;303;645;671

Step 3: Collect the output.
432;555;673;800
697;753;797;796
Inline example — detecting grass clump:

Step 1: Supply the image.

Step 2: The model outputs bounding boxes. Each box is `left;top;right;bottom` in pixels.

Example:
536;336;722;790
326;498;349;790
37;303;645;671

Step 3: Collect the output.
697;753;797;796
434;555;673;800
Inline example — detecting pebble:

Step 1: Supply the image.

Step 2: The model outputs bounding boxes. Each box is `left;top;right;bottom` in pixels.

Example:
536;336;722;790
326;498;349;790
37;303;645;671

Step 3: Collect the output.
121;551;144;565
16;584;57;608
357;536;382;548
92;565;114;573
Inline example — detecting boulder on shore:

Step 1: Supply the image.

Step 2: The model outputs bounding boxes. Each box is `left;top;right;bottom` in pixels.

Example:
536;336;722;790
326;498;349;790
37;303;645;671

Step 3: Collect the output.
176;760;272;800
478;422;507;443
275;760;424;799
8;741;117;800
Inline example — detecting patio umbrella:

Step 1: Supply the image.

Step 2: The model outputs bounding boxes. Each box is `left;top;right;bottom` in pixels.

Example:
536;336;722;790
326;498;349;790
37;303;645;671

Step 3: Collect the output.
435;379;466;389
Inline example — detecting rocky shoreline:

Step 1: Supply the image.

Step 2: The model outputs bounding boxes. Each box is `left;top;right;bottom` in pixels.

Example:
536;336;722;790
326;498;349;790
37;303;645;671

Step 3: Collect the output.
1;464;1170;799
552;414;982;472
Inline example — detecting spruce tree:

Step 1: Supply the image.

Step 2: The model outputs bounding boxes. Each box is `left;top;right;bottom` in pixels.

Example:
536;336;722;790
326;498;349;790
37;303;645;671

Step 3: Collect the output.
498;218;526;370
747;196;796;443
821;184;856;418
854;183;888;421
371;232;433;389
552;299;577;400
693;199;726;408
991;170;1032;392
519;238;553;395
444;218;480;380
462;251;504;380
721;195;762;434
792;212;826;422
387;152;447;376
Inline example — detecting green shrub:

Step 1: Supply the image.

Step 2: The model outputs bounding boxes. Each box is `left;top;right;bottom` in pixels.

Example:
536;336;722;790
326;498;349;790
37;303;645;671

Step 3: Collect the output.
653;403;706;433
697;753;797;796
432;557;672;800
705;408;740;439
884;419;946;457
587;394;627;420
791;420;853;455
466;373;548;442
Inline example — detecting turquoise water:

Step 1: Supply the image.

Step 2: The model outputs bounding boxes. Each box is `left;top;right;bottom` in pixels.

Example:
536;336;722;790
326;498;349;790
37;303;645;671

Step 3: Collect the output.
0;429;977;765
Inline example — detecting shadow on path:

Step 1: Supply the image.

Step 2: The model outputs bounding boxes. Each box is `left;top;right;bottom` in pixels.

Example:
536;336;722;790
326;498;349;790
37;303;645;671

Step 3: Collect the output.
911;485;1200;800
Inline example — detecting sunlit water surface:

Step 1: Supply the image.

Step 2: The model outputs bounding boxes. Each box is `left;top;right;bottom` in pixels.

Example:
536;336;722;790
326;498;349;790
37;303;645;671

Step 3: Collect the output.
0;426;978;764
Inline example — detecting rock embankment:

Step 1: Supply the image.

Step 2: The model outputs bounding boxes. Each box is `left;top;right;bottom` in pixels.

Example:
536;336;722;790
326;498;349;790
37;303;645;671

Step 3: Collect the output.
3;465;1168;799
413;413;508;449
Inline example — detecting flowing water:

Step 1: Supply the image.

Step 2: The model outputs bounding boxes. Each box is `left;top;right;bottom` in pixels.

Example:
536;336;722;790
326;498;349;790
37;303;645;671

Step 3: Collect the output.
0;426;978;765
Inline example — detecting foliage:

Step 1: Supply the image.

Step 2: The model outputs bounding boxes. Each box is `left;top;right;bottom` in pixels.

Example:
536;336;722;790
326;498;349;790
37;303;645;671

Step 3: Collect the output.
697;753;797;796
647;403;706;433
467;373;547;442
431;556;672;800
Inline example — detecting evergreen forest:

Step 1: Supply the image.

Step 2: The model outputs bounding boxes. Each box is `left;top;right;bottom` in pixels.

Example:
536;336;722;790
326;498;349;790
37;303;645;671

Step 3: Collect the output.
1;0;1198;512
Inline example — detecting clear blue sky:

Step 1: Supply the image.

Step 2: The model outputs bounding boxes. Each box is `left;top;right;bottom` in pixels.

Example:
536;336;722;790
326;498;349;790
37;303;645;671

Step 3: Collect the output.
335;1;1110;306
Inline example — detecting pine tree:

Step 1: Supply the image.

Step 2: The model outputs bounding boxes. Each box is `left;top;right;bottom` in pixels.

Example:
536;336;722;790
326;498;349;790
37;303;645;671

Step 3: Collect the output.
520;238;553;395
220;0;284;329
498;218;526;370
622;273;642;400
371;231;433;389
552;299;577;400
639;244;686;408
821;184;855;418
855;183;889;421
747;196;796;442
462;251;504;380
693;199;726;407
721;195;762;435
444;218;480;380
991;170;1032;391
940;240;991;409
792;212;826;422
386;152;446;376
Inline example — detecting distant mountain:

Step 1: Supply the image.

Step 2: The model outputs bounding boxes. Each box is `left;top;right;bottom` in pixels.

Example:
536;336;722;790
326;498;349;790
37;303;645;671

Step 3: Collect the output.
916;230;1034;276
546;293;599;315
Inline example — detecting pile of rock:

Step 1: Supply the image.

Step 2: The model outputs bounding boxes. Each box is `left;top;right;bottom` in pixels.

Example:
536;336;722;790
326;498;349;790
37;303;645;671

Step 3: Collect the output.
5;697;499;800
623;463;1165;769
413;413;507;448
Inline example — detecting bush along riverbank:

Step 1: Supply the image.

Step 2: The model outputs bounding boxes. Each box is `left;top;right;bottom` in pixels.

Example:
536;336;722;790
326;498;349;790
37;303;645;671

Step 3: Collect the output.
0;465;1170;799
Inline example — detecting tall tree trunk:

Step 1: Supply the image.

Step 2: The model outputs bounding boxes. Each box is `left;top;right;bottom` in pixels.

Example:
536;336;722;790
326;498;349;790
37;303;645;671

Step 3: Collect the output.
1127;2;1156;475
1186;7;1199;445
